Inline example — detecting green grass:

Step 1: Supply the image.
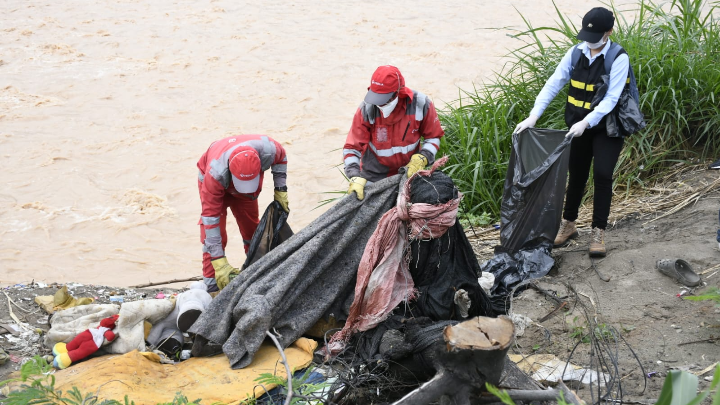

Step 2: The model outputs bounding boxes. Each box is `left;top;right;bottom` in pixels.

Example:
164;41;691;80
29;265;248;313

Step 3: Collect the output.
438;0;720;218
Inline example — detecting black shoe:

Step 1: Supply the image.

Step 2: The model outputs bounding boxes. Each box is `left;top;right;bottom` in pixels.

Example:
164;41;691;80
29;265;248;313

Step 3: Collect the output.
156;337;183;358
177;309;203;333
709;158;720;169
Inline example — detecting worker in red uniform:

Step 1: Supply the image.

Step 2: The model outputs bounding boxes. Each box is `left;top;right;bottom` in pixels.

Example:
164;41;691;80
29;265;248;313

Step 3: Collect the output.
197;135;289;291
343;65;445;199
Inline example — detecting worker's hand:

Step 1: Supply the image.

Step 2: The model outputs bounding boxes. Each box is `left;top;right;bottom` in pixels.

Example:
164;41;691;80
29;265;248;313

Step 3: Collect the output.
566;120;590;138
274;189;289;213
347;177;367;200
405;154;428;178
211;257;240;290
513;115;539;135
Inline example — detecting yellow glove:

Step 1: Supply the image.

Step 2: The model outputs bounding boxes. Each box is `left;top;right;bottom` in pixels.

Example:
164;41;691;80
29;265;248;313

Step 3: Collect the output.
274;189;289;213
347;177;367;200
405;154;428;177
211;257;240;290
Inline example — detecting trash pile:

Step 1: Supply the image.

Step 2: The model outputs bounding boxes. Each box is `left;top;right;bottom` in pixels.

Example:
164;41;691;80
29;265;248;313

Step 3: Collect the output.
0;149;607;404
0;282;178;373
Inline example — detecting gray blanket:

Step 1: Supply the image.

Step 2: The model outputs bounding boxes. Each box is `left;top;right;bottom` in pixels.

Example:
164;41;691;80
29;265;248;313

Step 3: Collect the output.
190;174;402;369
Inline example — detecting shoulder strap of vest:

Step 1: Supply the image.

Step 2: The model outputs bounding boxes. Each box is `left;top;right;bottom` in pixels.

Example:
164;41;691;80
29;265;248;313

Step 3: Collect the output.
570;44;582;72
604;42;626;74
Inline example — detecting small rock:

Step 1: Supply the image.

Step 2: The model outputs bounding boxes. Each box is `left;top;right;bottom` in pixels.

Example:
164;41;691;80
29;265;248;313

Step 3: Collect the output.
657;360;663;364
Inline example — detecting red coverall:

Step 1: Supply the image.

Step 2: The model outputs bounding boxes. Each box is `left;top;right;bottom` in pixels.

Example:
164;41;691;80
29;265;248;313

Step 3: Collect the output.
197;135;287;280
343;89;445;182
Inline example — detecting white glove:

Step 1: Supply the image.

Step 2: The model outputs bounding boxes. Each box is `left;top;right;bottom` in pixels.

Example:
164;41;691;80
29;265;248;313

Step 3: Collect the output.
513;115;539;135
566;120;590;138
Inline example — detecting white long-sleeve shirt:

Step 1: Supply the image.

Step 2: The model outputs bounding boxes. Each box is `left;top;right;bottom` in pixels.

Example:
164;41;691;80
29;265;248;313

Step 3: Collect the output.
530;40;630;128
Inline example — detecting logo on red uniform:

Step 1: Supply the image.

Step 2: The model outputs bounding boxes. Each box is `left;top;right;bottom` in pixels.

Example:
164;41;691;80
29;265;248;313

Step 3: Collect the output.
376;128;388;142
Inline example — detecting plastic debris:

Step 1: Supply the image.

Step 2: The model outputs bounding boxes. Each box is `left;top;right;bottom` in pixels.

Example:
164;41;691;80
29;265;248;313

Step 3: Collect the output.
478;273;495;294
510;354;609;387
509;313;532;337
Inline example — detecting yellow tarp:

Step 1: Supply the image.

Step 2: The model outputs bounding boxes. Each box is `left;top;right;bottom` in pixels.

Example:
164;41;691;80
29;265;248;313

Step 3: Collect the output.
53;338;317;405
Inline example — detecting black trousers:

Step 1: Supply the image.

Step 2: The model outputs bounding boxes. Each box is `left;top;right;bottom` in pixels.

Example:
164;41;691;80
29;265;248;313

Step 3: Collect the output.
562;127;624;229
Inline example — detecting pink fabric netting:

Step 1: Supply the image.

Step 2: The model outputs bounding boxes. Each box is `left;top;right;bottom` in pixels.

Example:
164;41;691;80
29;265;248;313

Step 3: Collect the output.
329;156;461;346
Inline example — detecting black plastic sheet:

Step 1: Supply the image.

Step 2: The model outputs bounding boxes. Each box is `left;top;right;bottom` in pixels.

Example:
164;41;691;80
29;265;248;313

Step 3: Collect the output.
408;171;496;321
242;201;293;269
481;128;571;313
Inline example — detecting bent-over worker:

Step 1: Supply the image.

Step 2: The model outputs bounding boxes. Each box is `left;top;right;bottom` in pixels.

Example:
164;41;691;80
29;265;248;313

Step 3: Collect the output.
197;135;289;291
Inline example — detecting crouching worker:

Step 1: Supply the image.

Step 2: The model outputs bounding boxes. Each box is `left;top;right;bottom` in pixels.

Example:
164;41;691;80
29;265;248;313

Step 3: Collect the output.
343;65;444;200
198;135;289;292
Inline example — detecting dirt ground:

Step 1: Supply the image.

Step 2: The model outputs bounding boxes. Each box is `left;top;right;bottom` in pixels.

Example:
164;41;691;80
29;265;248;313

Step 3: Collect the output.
495;169;720;403
1;170;719;403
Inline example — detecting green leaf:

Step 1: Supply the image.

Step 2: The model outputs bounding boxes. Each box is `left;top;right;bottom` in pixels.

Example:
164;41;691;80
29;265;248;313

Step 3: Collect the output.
485;383;516;405
655;370;699;405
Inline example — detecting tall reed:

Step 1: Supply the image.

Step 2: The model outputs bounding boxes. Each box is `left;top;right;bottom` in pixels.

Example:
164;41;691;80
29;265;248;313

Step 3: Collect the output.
438;0;720;219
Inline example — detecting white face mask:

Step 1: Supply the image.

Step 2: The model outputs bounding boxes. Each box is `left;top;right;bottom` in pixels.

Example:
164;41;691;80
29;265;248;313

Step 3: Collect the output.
377;96;399;118
586;36;608;49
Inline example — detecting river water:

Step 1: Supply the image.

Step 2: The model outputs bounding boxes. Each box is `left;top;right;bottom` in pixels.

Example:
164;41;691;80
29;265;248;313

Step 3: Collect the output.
0;0;633;286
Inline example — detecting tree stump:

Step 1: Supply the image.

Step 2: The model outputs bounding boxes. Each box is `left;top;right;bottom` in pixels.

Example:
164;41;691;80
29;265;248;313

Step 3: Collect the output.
392;316;515;405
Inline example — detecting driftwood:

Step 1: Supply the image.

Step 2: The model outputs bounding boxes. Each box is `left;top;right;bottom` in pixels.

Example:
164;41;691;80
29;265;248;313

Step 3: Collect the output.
473;382;583;404
130;276;202;288
392;316;515;405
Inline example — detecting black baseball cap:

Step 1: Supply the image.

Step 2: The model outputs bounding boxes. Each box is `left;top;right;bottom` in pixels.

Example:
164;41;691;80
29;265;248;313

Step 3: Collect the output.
577;7;615;43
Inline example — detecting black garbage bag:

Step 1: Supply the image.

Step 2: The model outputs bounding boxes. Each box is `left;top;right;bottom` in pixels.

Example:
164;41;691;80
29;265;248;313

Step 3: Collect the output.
592;74;646;137
407;171;495;321
481;128;571;313
242;201;293;269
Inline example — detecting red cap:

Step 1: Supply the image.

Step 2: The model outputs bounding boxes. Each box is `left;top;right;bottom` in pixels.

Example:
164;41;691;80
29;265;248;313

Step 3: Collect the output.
229;148;261;193
365;65;403;105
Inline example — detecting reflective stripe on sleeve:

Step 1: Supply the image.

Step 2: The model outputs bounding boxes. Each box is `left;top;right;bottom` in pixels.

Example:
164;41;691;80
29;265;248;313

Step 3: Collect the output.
201;216;220;226
344;156;360;166
421;138;440;153
343;148;362;158
204;227;221;239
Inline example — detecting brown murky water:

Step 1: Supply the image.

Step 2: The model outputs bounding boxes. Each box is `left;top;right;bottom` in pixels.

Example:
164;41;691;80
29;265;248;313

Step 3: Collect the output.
0;0;631;286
